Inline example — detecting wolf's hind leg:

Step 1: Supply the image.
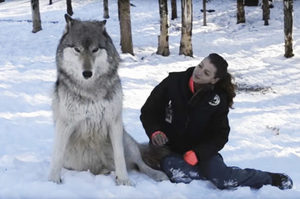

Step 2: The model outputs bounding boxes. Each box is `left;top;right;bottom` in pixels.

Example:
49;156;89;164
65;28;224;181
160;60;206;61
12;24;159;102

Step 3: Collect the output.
124;133;168;181
136;159;169;181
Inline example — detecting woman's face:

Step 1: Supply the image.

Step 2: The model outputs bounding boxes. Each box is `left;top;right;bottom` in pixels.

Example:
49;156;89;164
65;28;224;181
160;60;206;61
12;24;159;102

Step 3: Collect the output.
192;57;219;85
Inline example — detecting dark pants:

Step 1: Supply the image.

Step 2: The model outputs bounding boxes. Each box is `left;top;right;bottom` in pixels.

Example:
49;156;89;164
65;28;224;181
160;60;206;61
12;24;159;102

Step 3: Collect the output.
161;154;272;189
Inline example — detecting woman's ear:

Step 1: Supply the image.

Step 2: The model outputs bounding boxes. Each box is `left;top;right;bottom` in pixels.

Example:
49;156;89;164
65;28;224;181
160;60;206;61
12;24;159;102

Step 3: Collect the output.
211;77;220;84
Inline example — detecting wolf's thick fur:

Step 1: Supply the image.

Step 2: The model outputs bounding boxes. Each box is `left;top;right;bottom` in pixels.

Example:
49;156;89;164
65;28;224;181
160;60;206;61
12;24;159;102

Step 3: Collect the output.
48;15;168;185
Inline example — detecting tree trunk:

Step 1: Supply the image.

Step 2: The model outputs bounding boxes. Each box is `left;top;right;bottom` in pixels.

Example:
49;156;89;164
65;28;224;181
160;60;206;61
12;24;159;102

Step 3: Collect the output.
179;0;193;57
31;0;42;33
118;0;134;55
262;0;270;25
171;0;177;20
203;0;207;26
103;0;109;19
66;0;73;16
284;0;294;58
157;0;170;56
237;0;245;24
49;0;52;5
0;0;5;3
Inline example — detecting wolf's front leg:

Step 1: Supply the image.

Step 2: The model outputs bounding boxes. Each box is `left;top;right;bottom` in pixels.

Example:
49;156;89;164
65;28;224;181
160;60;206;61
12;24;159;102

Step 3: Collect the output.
109;120;134;186
48;120;73;183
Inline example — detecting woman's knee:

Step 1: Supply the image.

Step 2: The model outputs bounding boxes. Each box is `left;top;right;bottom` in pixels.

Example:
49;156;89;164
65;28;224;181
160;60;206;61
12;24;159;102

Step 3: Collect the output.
199;154;228;177
199;155;238;189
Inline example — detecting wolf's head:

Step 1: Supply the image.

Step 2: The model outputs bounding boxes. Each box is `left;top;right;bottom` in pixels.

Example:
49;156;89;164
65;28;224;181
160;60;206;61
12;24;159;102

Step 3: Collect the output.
56;14;120;84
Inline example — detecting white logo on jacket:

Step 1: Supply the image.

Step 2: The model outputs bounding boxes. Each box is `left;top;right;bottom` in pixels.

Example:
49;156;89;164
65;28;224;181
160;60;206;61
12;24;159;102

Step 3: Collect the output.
209;94;220;106
165;100;173;123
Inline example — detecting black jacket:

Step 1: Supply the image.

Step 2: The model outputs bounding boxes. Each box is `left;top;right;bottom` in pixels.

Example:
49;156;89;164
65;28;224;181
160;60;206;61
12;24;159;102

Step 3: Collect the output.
140;67;230;161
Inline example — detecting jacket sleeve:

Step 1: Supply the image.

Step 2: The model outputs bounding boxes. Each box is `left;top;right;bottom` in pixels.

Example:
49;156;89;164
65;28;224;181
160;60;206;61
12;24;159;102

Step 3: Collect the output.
140;76;169;140
193;102;230;161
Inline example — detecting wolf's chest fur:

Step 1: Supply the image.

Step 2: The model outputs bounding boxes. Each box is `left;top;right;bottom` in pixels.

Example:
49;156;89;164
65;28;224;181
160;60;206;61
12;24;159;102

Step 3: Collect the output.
55;88;118;172
55;86;120;141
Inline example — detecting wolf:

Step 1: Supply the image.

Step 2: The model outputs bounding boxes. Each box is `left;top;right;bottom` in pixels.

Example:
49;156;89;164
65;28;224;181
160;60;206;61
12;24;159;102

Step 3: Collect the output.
48;14;168;185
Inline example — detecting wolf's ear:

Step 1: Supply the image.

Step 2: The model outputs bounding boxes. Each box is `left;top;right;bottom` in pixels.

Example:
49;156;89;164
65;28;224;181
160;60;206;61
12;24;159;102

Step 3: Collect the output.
99;20;107;31
93;20;106;32
63;14;74;34
64;14;74;26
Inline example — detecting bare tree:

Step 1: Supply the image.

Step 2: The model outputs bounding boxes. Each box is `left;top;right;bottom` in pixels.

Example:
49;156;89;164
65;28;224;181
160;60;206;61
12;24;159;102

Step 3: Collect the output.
157;0;170;56
284;0;294;58
103;0;109;19
31;0;42;33
237;0;245;24
118;0;134;55
179;0;193;57
171;0;177;20
66;0;73;16
244;0;258;6
262;0;270;25
203;0;207;26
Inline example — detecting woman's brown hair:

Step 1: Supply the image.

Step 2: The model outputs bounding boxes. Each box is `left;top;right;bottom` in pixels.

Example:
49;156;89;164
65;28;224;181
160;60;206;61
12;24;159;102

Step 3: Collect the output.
208;53;236;108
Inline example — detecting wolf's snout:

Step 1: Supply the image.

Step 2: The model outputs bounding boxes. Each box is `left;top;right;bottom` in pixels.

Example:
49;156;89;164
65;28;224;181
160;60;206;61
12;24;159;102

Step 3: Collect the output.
82;71;93;79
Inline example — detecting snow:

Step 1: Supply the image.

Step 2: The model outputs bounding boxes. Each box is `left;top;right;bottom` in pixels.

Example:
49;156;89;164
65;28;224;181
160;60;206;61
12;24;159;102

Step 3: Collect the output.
0;0;299;198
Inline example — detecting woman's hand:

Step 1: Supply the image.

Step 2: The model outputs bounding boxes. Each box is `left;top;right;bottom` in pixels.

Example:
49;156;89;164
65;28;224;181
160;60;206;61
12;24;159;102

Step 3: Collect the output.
151;131;168;146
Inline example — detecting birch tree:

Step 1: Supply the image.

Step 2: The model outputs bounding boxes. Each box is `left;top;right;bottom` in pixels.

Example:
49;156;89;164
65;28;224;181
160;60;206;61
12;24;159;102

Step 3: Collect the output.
31;0;42;33
118;0;134;55
66;0;73;16
237;0;245;24
262;0;270;25
203;0;207;26
171;0;177;20
179;0;193;57
103;0;109;19
284;0;294;58
157;0;170;56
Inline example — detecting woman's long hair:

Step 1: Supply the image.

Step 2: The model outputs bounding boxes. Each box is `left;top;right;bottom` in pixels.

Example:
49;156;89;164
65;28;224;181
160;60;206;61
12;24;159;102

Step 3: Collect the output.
208;53;236;108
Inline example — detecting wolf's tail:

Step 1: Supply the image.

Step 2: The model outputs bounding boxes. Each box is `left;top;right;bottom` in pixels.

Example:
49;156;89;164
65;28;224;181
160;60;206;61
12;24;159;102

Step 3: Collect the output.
138;143;171;170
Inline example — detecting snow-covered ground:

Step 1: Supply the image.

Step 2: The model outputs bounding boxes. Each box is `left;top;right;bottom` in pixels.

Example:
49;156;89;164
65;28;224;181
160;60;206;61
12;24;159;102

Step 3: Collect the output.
0;0;299;198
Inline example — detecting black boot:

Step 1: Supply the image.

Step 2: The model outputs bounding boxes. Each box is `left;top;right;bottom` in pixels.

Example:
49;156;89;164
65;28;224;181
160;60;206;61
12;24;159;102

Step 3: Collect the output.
268;173;293;190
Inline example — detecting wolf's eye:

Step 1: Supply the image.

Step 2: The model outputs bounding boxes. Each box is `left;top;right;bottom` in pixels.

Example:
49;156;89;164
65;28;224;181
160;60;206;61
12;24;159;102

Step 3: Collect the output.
92;48;99;53
74;47;81;53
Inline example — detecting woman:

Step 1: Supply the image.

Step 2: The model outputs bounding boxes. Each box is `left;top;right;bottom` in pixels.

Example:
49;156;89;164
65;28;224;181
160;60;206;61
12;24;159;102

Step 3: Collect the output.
140;53;293;190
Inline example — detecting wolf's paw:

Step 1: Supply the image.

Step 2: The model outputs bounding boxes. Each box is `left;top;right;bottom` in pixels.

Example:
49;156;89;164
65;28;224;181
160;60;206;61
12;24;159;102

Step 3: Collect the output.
48;173;62;184
100;169;111;175
115;176;135;186
154;172;169;181
149;170;169;182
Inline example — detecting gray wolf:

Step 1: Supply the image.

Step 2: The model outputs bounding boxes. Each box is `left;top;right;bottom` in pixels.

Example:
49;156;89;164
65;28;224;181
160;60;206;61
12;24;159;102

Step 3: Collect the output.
48;14;167;185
